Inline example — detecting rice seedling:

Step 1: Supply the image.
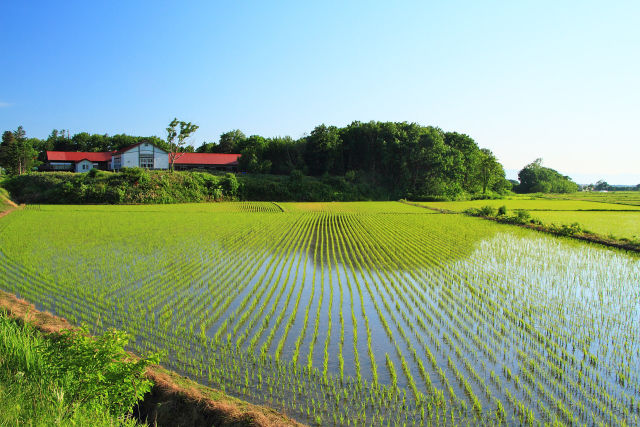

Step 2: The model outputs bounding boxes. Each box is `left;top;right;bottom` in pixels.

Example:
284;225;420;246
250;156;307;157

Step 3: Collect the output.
0;202;637;425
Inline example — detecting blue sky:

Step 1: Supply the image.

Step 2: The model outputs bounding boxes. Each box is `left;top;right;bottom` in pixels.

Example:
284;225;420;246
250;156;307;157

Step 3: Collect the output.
1;1;638;184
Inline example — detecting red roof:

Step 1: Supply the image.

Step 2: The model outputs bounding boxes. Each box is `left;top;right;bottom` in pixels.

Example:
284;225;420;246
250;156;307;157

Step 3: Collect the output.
172;153;240;166
47;151;112;162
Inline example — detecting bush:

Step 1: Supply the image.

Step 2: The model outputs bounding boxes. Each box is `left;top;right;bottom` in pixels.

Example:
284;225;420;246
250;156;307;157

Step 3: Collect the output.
497;205;507;216
221;173;239;198
478;205;496;217
548;222;583;236
41;326;159;418
513;209;531;223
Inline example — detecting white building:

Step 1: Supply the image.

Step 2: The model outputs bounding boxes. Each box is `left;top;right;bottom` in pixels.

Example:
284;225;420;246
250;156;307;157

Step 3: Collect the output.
111;142;169;170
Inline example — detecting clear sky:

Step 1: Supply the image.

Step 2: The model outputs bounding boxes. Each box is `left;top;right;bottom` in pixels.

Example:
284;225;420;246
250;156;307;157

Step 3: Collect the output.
1;1;638;184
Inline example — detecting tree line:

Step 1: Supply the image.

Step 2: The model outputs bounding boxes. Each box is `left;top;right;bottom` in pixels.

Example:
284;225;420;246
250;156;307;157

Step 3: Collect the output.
197;121;510;199
5;121;617;199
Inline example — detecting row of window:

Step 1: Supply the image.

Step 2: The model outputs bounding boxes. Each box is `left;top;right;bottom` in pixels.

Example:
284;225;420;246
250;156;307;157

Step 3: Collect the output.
139;154;154;168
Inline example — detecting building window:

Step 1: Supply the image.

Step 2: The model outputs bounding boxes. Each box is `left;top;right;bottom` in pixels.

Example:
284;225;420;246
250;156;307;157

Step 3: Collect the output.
140;154;154;169
113;156;121;169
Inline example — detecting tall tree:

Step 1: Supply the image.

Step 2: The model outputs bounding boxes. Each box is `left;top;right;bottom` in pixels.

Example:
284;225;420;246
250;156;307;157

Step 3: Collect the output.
166;118;199;171
217;130;246;153
304;124;342;176
477;149;501;194
0;127;39;175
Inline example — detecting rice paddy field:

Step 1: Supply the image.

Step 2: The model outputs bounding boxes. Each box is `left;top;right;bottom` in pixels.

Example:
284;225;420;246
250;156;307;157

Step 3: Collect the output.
416;198;640;212
0;201;639;426
546;191;640;207
418;197;640;241
531;211;640;241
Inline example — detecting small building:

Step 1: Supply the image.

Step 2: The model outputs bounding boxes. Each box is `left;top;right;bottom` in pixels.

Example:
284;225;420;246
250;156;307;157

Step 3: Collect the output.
45;151;113;172
44;142;240;172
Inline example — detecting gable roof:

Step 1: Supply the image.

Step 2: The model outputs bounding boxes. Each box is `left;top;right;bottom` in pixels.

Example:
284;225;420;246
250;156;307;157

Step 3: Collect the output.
113;141;167;155
172;153;240;165
47;151;112;162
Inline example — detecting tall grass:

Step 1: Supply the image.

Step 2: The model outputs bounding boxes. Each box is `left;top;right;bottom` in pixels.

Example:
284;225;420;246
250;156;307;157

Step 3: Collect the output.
0;312;140;426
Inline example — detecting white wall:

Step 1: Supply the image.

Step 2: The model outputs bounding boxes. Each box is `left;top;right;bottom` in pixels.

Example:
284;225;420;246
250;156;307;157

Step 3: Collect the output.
112;143;169;170
154;150;169;169
75;159;94;173
121;150;139;168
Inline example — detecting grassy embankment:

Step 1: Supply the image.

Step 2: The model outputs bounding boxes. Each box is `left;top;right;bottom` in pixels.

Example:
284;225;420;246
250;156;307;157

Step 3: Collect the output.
1;169;388;204
0;187;17;216
0;290;302;427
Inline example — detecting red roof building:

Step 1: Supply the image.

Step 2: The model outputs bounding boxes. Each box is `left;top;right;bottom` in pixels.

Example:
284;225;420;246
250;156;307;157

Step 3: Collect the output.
44;144;241;172
45;151;113;172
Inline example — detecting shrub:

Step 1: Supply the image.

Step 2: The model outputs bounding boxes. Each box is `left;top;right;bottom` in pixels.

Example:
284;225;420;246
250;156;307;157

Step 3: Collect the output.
222;173;239;198
497;205;507;216
547;222;583;236
478;205;496;217
513;209;531;223
40;326;159;418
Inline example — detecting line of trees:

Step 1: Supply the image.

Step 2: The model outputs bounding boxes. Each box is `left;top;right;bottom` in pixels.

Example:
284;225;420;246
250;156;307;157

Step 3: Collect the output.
583;180;640;192
196;121;511;199
2;121;512;199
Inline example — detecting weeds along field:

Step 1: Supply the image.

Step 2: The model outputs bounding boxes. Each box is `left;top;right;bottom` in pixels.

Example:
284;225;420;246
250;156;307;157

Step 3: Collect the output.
0;201;639;426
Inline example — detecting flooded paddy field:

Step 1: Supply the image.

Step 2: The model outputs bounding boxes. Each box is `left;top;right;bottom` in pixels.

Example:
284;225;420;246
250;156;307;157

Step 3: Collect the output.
0;202;638;426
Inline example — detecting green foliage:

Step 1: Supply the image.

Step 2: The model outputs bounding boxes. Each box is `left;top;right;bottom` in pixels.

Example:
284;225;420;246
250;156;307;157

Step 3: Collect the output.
515;158;578;194
0;313;142;425
199;121;511;199
4;120;513;199
166;118;199;171
238;173;387;202
478;205;497;217
41;327;158;418
513;209;532;224
546;222;583;236
222;172;239;198
0;127;40;175
3;170;239;204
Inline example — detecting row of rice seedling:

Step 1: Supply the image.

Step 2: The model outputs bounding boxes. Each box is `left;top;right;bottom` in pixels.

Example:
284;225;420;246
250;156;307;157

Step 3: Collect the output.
0;204;638;426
